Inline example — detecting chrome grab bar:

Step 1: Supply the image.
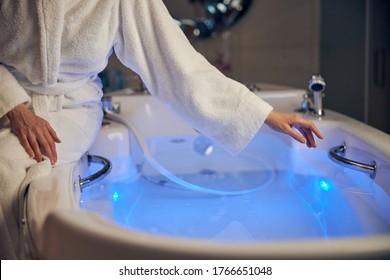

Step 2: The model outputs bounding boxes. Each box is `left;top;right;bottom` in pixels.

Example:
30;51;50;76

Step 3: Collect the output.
328;143;377;179
79;155;112;190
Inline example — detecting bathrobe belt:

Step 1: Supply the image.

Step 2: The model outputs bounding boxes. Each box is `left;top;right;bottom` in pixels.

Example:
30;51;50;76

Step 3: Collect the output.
28;82;103;120
30;93;64;120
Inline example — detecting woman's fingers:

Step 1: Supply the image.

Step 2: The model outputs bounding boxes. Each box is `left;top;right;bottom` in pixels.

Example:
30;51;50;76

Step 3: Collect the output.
297;126;315;148
294;118;324;140
48;124;62;144
294;119;324;148
7;104;61;165
22;126;54;164
44;125;59;163
265;111;324;147
36;131;56;164
28;133;44;162
284;125;307;144
18;132;35;159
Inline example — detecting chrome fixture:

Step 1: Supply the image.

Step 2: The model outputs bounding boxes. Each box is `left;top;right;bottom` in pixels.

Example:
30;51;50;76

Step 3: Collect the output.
297;75;326;117
308;74;326;117
78;154;112;190
328;142;377;179
102;95;121;114
299;93;313;112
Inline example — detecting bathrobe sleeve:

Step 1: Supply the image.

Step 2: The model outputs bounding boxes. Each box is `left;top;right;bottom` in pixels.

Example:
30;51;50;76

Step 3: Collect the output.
114;0;273;155
0;64;31;119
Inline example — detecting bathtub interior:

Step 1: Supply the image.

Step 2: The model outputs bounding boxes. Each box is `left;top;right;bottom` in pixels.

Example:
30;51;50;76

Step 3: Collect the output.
82;94;390;245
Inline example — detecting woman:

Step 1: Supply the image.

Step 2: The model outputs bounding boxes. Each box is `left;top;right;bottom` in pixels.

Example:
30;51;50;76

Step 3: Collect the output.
0;0;322;259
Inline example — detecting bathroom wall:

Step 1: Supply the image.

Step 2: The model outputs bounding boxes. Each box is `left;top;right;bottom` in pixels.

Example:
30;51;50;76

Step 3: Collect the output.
320;0;367;122
320;0;390;132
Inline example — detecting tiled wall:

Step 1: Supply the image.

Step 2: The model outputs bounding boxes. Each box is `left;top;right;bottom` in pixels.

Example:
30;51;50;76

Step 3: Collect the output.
106;0;320;89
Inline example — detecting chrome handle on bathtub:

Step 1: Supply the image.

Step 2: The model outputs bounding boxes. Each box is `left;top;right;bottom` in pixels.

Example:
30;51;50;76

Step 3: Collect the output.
328;143;377;179
79;155;112;190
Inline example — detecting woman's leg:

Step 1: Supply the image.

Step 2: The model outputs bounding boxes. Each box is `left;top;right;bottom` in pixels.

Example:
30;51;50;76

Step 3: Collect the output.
51;103;103;165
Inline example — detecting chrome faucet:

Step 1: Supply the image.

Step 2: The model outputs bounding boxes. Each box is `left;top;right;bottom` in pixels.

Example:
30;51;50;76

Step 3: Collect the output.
298;75;326;117
309;75;326;117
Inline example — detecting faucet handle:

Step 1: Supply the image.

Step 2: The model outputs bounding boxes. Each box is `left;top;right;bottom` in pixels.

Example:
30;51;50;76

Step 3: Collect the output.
301;94;313;111
295;93;313;113
102;95;121;114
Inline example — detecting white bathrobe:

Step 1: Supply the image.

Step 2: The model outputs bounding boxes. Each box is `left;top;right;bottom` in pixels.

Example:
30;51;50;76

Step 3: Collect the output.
0;0;273;258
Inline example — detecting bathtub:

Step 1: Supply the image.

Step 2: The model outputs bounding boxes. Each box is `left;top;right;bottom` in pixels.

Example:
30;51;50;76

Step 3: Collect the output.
22;85;390;259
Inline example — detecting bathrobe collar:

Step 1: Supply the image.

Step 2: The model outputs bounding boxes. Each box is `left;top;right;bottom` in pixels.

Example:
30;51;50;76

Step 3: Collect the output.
36;0;65;86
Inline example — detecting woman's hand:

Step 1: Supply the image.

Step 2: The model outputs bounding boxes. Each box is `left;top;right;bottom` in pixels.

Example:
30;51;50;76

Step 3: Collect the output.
265;111;323;148
6;104;61;165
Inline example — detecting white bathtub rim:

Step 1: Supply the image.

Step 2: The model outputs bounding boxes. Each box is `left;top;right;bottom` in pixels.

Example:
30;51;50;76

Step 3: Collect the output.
24;160;84;258
40;208;390;260
314;111;390;159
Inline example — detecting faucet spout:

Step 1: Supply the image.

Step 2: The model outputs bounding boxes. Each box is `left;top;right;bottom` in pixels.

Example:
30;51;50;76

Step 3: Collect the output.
313;91;324;117
308;75;326;117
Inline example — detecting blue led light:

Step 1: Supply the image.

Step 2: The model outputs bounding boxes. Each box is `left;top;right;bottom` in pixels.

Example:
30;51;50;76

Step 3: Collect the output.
319;180;332;191
113;191;119;202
